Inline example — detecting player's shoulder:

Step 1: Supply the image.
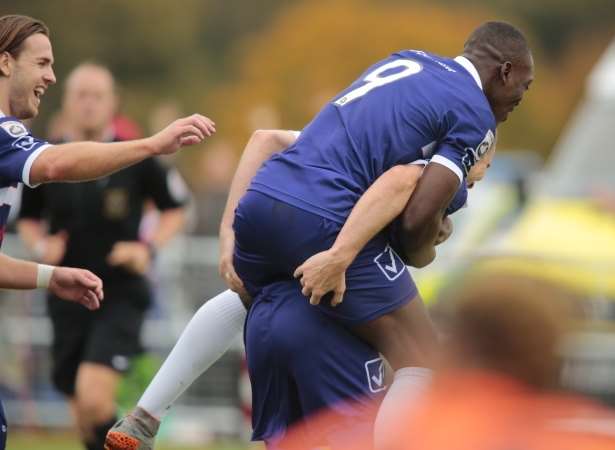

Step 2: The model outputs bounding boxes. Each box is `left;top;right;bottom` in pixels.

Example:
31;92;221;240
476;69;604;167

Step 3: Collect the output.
392;50;457;71
0;116;30;140
0;116;39;153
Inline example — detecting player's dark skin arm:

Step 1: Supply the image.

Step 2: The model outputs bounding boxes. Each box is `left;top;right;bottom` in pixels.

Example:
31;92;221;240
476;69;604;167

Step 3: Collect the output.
352;163;461;371
398;163;460;267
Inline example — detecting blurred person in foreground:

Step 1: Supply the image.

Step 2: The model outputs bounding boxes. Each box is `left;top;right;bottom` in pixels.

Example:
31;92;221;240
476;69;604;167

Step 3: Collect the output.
279;275;615;450
0;13;212;449
17;62;189;450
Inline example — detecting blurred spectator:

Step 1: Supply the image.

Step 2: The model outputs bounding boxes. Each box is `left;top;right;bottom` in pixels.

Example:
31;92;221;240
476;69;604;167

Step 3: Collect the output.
45;110;71;143
16;62;189;450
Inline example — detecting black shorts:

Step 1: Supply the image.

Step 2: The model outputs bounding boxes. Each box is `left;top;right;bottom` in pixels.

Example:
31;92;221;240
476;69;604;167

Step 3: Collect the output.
47;281;150;396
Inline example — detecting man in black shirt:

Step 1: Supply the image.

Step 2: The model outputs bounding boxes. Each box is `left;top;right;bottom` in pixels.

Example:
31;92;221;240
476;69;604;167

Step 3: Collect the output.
17;63;188;450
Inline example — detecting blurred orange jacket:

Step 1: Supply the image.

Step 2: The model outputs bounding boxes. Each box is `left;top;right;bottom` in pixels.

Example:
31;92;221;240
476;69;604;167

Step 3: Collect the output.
279;370;615;450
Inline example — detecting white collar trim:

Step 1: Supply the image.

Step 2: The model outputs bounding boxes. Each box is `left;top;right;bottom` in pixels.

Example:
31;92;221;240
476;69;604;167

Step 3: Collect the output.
0;109;5;118
454;56;483;90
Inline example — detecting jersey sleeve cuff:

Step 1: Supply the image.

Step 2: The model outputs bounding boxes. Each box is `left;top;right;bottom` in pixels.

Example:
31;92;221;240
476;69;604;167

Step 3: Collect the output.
22;144;52;188
430;154;463;184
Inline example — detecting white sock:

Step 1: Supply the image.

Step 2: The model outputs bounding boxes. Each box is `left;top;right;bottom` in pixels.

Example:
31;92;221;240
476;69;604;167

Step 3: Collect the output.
137;290;246;419
374;367;432;450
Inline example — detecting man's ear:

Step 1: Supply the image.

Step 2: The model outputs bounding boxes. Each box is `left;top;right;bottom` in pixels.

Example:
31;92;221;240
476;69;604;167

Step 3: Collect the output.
499;61;512;85
0;52;12;77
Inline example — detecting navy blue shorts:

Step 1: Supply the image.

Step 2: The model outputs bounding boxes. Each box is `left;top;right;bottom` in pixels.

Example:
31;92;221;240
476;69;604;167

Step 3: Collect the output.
233;190;417;327
245;279;384;445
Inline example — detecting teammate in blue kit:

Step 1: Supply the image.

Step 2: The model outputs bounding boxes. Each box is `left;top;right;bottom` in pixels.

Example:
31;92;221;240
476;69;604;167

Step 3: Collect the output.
107;21;531;450
238;22;531;449
0;14;213;449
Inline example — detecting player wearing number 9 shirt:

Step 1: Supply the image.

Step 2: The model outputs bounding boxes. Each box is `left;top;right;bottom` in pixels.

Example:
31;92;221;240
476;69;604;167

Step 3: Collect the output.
233;22;533;447
105;21;534;450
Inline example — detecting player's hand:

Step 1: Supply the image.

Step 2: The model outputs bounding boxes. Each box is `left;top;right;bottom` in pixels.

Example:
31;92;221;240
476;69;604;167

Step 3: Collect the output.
147;114;216;155
293;249;349;307
435;216;453;245
107;241;152;275
37;231;68;265
219;228;250;301
49;267;104;310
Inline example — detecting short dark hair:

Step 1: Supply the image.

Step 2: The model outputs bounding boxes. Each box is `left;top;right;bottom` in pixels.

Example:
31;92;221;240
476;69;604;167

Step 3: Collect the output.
0;15;50;58
465;21;530;64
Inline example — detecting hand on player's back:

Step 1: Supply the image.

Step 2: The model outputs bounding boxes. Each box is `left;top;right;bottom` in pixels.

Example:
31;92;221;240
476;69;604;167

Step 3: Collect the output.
147;114;216;155
49;267;104;310
294;249;349;307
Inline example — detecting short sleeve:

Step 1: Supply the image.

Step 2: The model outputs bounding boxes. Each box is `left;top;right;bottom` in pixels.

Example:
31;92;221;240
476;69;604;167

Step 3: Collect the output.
139;158;190;210
430;110;496;184
0;118;52;187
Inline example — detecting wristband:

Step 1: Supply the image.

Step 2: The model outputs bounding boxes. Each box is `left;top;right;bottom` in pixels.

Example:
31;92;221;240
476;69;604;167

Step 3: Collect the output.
36;264;55;289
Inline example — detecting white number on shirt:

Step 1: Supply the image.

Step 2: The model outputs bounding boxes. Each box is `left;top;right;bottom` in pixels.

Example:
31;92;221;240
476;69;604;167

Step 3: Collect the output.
334;59;422;106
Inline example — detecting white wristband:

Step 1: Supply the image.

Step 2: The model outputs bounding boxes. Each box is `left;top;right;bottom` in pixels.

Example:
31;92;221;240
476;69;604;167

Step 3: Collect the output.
36;264;55;289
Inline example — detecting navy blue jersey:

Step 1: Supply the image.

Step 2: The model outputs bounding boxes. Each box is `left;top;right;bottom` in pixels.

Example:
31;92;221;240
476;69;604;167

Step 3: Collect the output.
0;114;50;246
251;50;495;224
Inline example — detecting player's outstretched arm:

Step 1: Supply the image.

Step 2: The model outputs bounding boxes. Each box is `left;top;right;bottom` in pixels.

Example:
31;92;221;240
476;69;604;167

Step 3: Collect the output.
0;253;102;310
29;114;215;184
294;164;423;306
219;129;298;298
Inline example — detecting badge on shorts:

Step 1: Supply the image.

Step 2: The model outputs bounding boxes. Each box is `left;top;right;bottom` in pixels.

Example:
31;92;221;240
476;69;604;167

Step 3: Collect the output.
374;244;406;281
1;120;28;137
365;358;387;393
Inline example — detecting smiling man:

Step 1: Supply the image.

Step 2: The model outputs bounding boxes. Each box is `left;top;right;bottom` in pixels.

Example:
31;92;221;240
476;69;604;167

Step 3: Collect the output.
0;14;213;449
